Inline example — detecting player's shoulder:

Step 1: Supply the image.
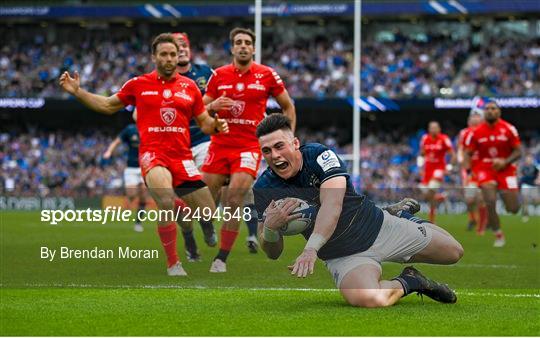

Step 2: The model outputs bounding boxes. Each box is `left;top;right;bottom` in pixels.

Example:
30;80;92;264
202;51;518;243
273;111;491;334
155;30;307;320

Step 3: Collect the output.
177;74;199;89
300;143;329;158
253;62;276;73
420;133;428;142
126;123;138;133
213;64;234;75
499;119;519;133
192;63;214;74
254;168;281;190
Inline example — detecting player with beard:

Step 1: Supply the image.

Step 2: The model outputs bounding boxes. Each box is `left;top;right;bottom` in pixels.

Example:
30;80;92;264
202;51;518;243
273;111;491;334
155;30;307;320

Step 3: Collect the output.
254;114;462;308
59;33;229;275
465;100;522;247
202;28;296;272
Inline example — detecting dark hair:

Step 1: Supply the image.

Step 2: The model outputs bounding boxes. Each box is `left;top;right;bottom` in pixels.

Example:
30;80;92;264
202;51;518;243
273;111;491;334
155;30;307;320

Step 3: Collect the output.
229;27;256;45
151;33;178;55
256;114;292;138
485;99;500;108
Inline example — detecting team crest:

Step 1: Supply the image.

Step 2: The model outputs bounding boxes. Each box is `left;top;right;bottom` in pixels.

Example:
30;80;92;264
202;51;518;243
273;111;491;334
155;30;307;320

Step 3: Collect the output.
230;100;246;117
160;107;177;125
196;77;207;90
163;89;172;99
236;83;245;91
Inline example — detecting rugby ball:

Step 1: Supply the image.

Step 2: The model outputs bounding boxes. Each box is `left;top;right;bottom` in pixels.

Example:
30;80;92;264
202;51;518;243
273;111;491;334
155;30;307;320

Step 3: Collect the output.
273;197;317;236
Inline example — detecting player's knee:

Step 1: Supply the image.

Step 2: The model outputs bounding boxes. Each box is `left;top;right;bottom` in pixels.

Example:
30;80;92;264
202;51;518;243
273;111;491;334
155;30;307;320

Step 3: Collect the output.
155;195;174;211
505;204;520;214
226;191;246;209
449;241;464;264
345;291;392;308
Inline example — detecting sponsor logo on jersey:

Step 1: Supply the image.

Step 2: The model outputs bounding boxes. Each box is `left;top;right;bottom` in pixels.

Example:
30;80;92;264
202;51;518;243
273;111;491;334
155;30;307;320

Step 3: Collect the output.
317;150;340;172
174;91;194;102
248;82;266;91
236;83;245;91
254;73;264;79
141;91;158;96
218;85;233;90
163;89;172;99
240;152;260;170
148;126;186;133
160;107;177;125
224;118;257;126
230;100;246;117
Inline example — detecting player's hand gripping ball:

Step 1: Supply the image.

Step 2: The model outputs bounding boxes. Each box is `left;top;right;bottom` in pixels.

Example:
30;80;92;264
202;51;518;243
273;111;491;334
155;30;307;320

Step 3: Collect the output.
264;197;317;235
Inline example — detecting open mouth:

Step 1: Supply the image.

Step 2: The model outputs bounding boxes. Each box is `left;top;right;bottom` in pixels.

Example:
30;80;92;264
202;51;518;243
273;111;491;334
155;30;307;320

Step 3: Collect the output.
274;161;289;171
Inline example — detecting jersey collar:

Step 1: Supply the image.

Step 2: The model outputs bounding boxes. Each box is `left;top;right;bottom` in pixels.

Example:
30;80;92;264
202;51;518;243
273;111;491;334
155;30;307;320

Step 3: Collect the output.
232;61;255;75
150;70;179;83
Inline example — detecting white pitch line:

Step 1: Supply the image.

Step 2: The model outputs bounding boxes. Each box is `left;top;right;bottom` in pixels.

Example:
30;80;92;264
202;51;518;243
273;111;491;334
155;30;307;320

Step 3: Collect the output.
4;283;540;299
452;263;519;269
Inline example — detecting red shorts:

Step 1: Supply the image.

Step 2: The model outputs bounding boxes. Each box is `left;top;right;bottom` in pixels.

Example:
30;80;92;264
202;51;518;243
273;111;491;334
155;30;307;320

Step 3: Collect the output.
201;143;261;178
421;164;446;185
139;150;202;188
473;164;518;191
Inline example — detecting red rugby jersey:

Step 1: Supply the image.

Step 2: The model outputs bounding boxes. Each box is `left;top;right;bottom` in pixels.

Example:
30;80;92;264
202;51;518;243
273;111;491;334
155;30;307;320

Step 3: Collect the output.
464;119;520;166
420;133;453;165
458;126;479;166
205;62;286;148
116;71;205;158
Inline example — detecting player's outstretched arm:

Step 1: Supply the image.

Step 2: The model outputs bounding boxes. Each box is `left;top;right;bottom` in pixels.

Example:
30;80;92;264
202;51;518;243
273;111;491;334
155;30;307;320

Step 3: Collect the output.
195;112;229;135
59;71;125;114
103;137;121;160
290;176;346;278
275;90;296;132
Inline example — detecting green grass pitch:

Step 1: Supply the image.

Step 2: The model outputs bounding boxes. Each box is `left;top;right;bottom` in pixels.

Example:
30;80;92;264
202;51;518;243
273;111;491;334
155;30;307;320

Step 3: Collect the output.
1;211;539;336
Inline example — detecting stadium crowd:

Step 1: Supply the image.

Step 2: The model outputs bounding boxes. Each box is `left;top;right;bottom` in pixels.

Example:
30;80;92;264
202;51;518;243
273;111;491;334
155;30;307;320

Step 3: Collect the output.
1;24;538;99
2;127;538;200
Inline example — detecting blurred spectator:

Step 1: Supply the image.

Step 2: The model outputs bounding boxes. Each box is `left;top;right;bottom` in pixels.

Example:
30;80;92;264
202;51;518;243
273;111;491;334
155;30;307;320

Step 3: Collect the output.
1;24;538;99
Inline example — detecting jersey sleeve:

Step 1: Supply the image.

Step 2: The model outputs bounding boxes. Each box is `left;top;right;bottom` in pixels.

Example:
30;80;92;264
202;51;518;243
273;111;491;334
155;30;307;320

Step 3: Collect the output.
311;145;349;184
205;71;218;99
191;84;206;117
464;129;477;151
116;77;137;106
268;68;286;97
419;134;427;150
443;135;453;151
507;124;521;148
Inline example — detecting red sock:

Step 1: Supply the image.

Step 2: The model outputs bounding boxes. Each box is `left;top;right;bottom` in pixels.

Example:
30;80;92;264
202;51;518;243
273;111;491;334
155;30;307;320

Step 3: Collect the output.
478;206;488;233
157;223;179;267
495;229;505;240
220;228;239;252
174;197;189;212
429;206;436;223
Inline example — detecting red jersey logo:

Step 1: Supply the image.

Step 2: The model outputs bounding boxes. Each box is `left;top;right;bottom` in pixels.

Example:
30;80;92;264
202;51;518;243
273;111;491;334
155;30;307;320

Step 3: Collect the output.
160;107;177;125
